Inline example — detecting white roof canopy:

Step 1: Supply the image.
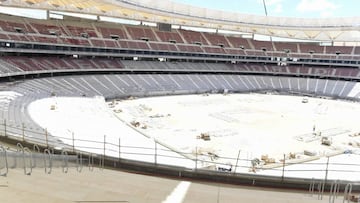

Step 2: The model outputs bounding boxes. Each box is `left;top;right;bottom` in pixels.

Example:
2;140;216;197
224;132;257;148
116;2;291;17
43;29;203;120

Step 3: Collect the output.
0;0;360;42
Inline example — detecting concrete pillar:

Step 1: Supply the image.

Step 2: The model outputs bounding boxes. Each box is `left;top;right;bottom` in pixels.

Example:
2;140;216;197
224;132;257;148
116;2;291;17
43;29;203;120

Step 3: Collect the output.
46;10;50;20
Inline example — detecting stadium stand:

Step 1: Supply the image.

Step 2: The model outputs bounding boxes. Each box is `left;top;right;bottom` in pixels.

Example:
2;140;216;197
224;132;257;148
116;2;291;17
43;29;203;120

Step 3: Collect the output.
202;32;230;47
125;25;158;41
154;30;184;43
0;18;35;33
28;19;68;36
96;24;128;39
298;43;325;54
148;42;178;52
176;44;204;53
251;40;274;51
178;29;209;45
354;46;360;55
0;54;359;80
1;74;358;140
0;13;358;63
115;40;148;49
224;48;246;55
273;42;298;53
0;12;359;150
324;45;354;55
0;56;124;71
202;46;226;54
0;4;360;197
226;36;253;49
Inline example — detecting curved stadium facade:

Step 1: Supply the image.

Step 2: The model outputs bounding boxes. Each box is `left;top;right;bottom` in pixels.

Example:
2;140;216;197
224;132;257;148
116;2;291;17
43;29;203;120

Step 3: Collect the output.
0;0;359;193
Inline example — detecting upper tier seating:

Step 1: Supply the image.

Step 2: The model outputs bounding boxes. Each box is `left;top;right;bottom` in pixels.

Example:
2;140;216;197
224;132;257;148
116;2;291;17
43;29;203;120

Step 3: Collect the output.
0;55;358;80
273;42;298;53
95;25;128;39
225;48;246;55
226;36;252;49
149;42;178;52
118;40;150;50
0;14;357;59
1;56;124;72
90;39;119;48
178;29;209;45
176;44;204;53
65;25;99;38
202;32;230;47
252;40;274;51
202;46;226;54
57;20;99;38
61;37;91;46
6;33;35;42
354;47;360;55
298;44;324;54
0;19;35;33
155;30;184;43
0;33;9;40
29;22;67;36
126;26;157;41
325;46;353;55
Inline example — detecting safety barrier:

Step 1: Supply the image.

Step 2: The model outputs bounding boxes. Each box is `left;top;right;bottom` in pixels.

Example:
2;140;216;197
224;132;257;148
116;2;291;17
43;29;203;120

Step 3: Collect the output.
1;118;360;181
343;183;353;203
88;153;94;172
44;149;52;174
76;152;83;173
0;143;91;177
61;150;68;174
308;179;360;203
0;117;359;193
329;180;340;203
317;180;325;200
309;178;315;196
0;145;8;176
17;143;32;175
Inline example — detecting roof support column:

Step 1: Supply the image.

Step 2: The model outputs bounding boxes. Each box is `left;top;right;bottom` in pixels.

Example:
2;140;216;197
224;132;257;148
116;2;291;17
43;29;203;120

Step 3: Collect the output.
46;10;50;20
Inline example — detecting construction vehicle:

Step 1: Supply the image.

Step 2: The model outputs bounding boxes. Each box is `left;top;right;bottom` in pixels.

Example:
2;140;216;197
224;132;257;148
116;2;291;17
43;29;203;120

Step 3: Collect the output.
321;136;332;146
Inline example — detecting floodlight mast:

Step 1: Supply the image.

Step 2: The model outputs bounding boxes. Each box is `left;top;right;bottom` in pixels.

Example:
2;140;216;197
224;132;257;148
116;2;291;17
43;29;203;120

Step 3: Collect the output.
262;0;268;16
262;0;272;42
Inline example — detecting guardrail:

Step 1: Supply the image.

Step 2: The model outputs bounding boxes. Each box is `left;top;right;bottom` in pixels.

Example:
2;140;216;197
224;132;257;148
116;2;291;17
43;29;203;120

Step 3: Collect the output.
0;144;79;175
0;118;359;192
0;145;8;176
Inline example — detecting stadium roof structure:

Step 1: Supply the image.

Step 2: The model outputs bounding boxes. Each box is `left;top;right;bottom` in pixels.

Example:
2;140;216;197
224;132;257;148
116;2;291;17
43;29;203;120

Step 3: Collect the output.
1;0;360;42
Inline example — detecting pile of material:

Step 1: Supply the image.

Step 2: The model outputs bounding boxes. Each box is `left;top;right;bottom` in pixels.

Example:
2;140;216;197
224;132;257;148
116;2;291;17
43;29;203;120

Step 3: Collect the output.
304;150;317;156
321;136;332;146
130;121;141;127
197;133;211;141
261;154;275;164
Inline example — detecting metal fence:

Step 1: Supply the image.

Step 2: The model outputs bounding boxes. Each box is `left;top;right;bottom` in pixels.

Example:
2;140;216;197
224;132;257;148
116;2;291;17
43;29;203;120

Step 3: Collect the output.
0;118;360;184
0;143;79;176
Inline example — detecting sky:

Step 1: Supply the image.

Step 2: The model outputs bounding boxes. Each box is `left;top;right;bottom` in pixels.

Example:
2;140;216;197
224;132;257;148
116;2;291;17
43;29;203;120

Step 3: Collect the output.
0;0;358;19
173;0;360;18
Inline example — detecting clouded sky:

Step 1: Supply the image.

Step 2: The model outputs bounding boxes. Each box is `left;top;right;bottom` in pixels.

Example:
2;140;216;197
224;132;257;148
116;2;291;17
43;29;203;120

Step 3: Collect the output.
173;0;359;18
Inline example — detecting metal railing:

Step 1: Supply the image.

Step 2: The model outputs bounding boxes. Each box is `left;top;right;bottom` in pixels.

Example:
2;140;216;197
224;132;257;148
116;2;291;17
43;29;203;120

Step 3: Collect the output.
0;145;8;176
0;118;359;185
0;143;80;176
61;150;69;173
16;143;32;176
329;180;341;203
308;180;360;202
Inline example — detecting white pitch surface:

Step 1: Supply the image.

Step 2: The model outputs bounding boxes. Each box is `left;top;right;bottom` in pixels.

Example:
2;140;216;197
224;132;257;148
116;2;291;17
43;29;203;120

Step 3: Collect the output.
28;96;195;168
28;93;360;180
